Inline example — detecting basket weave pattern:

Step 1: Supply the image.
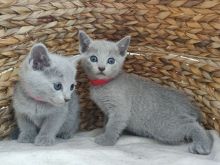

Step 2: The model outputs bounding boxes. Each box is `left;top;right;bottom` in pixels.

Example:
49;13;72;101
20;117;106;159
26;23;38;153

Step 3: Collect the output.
0;0;220;138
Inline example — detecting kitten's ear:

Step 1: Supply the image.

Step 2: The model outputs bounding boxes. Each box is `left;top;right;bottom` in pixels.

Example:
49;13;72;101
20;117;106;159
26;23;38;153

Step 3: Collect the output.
78;30;92;53
29;43;50;71
117;36;131;56
69;54;84;65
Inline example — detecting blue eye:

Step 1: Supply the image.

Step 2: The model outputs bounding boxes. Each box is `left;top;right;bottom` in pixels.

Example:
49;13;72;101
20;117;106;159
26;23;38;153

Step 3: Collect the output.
70;84;75;90
107;58;115;64
90;55;98;62
54;83;62;90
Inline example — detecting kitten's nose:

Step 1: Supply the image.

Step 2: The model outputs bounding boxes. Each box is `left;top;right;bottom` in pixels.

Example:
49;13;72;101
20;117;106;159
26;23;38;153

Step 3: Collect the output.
64;98;70;102
98;67;105;72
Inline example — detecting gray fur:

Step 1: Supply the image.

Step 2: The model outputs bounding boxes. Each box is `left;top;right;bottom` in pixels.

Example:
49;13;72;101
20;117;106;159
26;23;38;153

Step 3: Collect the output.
79;31;213;155
13;43;80;146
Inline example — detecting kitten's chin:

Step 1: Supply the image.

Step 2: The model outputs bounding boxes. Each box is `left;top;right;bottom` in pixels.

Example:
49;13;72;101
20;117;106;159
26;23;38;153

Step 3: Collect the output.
93;72;119;80
88;71;117;80
94;74;109;79
49;99;65;107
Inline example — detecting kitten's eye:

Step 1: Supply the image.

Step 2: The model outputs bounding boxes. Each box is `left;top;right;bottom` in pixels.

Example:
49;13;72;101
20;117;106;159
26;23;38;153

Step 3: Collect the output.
107;57;115;64
54;83;62;90
90;55;98;63
70;84;75;91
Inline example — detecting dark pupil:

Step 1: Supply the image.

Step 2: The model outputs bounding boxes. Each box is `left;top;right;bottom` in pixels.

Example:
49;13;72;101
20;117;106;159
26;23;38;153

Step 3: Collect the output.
70;84;74;90
108;58;115;64
54;83;62;90
90;55;98;62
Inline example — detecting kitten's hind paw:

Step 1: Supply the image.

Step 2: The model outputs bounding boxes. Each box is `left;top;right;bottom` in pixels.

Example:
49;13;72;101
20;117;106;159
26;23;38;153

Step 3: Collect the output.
57;132;72;139
188;143;212;155
189;133;213;155
18;132;37;143
34;135;55;146
95;134;117;146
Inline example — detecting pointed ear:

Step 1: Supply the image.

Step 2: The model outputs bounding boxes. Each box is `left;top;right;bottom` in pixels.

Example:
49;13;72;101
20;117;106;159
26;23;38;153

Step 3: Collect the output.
69;54;84;65
117;36;131;56
78;30;92;53
29;43;50;71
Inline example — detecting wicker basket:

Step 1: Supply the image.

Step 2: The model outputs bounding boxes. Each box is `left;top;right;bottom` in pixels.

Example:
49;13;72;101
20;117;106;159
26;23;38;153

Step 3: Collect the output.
0;0;220;138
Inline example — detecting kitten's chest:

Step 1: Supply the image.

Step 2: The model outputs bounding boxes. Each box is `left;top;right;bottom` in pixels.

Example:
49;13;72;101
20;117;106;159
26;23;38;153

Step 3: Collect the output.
30;103;67;127
90;86;117;114
90;86;109;101
24;102;45;127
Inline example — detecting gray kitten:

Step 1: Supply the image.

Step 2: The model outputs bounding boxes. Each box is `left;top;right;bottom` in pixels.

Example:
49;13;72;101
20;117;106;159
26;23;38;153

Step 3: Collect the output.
13;43;81;146
79;31;213;155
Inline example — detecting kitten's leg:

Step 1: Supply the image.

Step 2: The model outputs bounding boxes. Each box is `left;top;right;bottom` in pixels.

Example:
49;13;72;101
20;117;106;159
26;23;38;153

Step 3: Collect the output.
57;114;79;139
57;96;80;139
153;120;213;155
16;113;38;143
95;109;129;146
34;112;66;146
188;123;213;155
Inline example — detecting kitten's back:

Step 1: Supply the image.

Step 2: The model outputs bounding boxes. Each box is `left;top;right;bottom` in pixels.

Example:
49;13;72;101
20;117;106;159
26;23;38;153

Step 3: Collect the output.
110;72;200;119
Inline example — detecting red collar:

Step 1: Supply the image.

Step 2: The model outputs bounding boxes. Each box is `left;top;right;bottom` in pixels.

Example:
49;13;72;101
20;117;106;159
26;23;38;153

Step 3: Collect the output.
90;79;112;86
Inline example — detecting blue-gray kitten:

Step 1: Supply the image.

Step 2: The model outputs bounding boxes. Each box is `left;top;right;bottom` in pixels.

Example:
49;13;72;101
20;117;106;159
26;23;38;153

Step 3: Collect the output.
13;43;81;146
79;31;213;155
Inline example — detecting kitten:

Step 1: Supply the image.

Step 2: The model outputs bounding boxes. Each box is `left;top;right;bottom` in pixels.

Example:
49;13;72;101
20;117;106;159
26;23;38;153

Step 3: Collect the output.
79;31;213;155
13;43;81;146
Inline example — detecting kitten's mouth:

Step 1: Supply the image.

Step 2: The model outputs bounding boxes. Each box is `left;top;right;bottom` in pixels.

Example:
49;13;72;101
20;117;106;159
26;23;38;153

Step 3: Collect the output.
97;72;105;76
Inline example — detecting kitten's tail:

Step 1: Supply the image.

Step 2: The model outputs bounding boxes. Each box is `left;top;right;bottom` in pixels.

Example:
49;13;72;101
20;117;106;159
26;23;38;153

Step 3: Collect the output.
8;103;19;140
10;127;19;140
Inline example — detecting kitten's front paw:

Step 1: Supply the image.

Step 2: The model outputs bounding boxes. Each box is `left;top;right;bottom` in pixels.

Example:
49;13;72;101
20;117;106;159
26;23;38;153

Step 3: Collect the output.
34;135;55;146
95;134;117;146
18;132;37;143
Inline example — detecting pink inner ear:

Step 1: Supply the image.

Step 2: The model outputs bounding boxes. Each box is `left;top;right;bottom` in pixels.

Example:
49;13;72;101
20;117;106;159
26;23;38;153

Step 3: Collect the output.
117;36;130;56
30;44;50;71
119;48;126;56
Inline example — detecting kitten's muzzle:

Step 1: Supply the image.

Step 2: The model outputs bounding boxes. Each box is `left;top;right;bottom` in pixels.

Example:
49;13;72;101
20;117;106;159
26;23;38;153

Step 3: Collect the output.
97;67;106;76
98;67;105;72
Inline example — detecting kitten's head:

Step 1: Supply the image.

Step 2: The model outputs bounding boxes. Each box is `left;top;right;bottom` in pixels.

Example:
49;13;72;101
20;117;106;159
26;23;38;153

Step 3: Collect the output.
20;43;81;107
79;31;130;80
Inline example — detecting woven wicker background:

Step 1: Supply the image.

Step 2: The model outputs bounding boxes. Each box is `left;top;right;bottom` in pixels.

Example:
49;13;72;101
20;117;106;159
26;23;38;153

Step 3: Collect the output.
0;0;220;138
